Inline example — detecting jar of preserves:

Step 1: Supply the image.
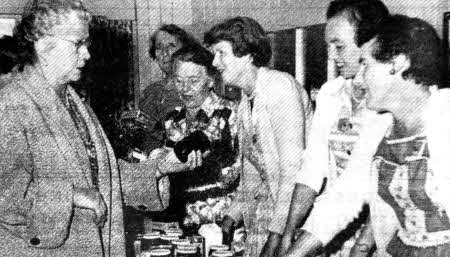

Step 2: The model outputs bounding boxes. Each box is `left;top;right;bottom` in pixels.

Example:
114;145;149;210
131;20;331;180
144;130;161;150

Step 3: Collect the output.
141;232;162;251
208;245;229;257
145;248;171;257
211;250;233;257
174;245;198;257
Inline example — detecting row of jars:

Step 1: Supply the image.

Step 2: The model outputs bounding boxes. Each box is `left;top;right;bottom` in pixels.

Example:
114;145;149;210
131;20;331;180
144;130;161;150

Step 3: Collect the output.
135;228;235;257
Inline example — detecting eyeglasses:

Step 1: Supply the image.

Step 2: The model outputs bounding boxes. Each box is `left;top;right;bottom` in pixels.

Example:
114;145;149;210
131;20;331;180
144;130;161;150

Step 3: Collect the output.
47;34;91;51
174;76;204;89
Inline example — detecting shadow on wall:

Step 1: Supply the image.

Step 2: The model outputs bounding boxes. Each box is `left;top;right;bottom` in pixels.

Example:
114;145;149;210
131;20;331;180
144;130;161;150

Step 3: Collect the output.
71;16;136;157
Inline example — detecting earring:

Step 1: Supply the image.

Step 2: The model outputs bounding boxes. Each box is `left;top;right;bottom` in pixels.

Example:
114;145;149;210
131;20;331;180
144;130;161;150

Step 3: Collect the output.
389;68;395;75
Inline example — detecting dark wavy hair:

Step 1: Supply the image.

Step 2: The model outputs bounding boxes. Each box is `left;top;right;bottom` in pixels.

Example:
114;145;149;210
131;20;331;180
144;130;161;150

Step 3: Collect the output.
149;24;199;59
370;15;444;88
172;43;218;79
13;0;91;70
327;0;389;47
204;16;272;67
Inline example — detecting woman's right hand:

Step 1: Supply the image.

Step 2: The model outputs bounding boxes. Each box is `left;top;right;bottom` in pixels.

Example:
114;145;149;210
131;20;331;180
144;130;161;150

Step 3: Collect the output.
220;215;236;245
282;230;323;257
73;187;107;227
279;231;295;255
157;149;208;175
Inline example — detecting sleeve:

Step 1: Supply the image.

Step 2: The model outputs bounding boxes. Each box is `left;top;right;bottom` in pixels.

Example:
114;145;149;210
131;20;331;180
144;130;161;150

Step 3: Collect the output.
223;153;245;223
118;149;169;211
0;105;74;249
265;74;313;234
302;112;392;245
295;79;343;193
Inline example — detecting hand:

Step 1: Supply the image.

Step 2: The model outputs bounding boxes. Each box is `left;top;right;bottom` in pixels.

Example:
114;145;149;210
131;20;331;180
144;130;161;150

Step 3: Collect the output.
283;230;323;257
186;150;208;170
220;215;236;245
73;187;107;227
260;232;282;257
279;231;295;256
158;149;209;175
349;243;373;257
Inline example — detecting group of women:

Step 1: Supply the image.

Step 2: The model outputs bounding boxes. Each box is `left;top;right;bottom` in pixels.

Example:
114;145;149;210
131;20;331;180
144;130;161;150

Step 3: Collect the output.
0;0;448;257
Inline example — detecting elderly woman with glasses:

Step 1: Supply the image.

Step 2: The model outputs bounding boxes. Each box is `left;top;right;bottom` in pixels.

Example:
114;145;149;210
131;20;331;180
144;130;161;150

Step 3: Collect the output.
145;43;240;224
0;0;126;256
137;24;200;153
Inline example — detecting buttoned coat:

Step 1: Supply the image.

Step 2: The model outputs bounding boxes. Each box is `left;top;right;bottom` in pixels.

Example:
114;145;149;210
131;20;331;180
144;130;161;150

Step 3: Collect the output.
0;67;126;257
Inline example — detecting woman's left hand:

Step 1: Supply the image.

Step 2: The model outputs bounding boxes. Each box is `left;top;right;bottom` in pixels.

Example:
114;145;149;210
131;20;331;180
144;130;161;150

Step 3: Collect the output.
260;232;282;257
157;149;210;175
186;150;203;170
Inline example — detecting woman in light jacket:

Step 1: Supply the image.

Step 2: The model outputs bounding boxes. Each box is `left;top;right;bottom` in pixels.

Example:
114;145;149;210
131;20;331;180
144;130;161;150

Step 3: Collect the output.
204;16;313;257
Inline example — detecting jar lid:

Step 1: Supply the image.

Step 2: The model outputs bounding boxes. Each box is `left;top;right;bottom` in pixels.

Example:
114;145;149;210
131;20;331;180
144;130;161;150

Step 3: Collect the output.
177;244;197;249
176;247;197;254
210;245;229;251
160;234;180;241
143;234;160;240
152;244;171;250
165;228;183;236
211;250;233;257
171;239;190;245
149;248;171;256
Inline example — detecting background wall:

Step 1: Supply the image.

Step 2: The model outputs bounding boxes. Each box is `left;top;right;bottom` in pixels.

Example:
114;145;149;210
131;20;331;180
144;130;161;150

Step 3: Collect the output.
0;0;448;97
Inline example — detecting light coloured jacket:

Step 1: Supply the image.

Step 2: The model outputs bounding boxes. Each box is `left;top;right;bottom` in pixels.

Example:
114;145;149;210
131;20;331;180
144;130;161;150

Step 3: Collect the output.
0;67;125;257
228;67;312;234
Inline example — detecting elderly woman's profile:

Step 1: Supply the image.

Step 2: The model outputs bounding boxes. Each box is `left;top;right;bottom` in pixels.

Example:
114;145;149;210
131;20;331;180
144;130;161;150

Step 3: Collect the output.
0;0;126;256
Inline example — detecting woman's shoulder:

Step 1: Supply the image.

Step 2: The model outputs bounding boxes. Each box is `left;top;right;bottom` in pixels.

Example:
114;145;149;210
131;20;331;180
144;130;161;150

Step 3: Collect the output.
258;67;296;87
257;67;305;99
0;73;29;107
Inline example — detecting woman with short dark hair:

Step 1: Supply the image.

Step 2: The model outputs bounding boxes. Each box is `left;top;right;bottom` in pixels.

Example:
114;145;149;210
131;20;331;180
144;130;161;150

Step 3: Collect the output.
205;16;313;257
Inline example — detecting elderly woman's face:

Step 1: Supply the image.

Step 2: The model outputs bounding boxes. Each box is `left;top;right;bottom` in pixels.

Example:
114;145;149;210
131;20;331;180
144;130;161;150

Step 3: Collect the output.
174;60;210;109
154;30;182;75
39;11;90;84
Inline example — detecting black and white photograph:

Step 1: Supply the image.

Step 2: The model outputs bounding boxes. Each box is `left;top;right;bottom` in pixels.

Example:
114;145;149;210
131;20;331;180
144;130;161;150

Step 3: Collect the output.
0;0;448;257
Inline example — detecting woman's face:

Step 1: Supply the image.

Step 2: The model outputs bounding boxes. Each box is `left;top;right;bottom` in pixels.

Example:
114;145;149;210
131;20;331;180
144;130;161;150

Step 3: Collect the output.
326;14;362;79
154;30;182;75
174;60;210;109
210;40;250;89
355;39;396;111
39;11;90;85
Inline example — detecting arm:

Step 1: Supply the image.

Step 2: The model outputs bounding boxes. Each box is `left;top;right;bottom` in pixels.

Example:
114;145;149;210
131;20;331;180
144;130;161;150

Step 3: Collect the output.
281;80;343;253
283;230;324;257
120;145;204;210
265;74;312;235
349;218;376;257
279;184;317;254
259;74;312;257
118;147;172;211
292;112;392;250
221;156;244;230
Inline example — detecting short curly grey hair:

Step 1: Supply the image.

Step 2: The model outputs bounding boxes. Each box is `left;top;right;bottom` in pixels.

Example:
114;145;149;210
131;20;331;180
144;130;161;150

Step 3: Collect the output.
13;0;91;68
18;0;91;42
